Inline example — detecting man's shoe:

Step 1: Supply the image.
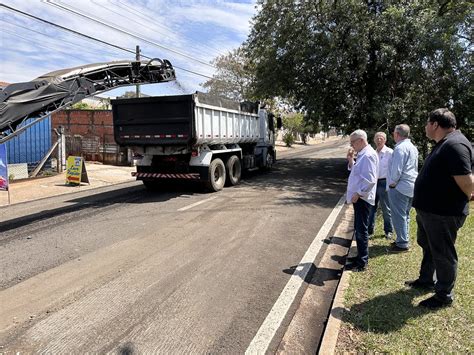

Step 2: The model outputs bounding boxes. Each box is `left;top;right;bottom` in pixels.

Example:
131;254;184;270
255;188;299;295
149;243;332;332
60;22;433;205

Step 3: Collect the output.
345;262;367;272
387;244;409;253
346;256;359;263
405;279;435;291
418;295;453;309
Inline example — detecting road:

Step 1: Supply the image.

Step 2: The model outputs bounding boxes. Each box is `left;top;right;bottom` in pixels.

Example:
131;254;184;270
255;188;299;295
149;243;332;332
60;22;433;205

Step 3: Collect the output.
0;138;349;353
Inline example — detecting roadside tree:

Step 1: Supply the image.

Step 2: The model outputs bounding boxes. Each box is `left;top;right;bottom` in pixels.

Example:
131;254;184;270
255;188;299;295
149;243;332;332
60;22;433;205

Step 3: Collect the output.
202;47;254;102
244;0;473;151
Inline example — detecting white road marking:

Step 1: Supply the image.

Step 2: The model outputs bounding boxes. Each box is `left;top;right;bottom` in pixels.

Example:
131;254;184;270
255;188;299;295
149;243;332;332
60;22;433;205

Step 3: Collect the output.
177;196;219;211
246;194;347;354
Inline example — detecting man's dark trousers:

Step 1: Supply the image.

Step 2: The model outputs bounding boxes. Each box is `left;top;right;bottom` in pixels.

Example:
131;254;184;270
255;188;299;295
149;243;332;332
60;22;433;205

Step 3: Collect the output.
416;209;467;301
353;199;371;267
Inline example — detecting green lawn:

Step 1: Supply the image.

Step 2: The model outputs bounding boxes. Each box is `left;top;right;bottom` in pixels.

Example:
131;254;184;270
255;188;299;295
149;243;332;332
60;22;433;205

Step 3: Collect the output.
337;205;473;353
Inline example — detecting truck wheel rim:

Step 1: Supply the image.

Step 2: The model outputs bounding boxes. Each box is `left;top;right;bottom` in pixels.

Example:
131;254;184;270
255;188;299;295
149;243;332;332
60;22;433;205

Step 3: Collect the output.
214;165;223;182
266;153;273;167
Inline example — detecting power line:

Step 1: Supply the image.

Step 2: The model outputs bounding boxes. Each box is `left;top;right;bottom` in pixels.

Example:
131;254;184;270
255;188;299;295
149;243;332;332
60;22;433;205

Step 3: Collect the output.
2;28;89;62
0;4;215;80
0;19;120;58
114;0;184;38
96;0;227;59
110;0;228;58
1;5;137;59
91;1;173;40
45;0;216;69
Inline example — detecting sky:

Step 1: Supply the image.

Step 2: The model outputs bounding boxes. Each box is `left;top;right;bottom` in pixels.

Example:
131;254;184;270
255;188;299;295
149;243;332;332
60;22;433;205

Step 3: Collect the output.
0;0;257;97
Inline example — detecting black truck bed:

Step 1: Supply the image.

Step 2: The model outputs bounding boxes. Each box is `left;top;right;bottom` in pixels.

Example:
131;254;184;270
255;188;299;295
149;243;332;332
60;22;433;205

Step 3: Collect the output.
112;94;195;146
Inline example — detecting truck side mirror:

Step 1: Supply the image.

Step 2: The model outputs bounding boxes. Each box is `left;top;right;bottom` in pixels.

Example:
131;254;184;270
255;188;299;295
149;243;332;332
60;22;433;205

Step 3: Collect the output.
276;116;282;130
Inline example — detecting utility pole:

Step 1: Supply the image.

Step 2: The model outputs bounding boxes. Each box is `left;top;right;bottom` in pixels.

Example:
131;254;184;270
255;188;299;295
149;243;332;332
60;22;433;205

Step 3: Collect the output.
58;126;66;172
136;45;141;98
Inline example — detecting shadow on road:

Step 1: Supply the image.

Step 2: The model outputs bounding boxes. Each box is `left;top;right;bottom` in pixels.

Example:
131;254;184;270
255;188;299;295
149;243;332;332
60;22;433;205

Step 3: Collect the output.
118;342;136;355
282;228;349;288
240;157;347;209
283;264;343;287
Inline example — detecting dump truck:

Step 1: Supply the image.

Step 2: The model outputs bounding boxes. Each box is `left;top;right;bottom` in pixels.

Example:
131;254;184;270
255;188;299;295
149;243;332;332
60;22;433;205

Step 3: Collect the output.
112;92;280;192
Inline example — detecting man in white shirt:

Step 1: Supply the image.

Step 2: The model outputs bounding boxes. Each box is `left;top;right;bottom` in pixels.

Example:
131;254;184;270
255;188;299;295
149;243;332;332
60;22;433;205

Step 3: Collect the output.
346;129;379;271
368;132;393;239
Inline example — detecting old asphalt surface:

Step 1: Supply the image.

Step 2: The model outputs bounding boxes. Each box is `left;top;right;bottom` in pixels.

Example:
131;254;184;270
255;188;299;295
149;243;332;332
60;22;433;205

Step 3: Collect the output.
0;137;354;353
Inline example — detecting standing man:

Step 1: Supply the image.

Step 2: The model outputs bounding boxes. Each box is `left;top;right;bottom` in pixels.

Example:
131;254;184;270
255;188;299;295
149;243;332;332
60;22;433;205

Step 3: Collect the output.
387;124;418;252
346;130;379;272
408;108;472;309
368;132;393;239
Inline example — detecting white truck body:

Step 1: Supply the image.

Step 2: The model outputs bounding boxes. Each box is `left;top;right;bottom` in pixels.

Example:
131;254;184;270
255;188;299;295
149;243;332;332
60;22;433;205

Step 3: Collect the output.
194;101;260;145
112;92;277;191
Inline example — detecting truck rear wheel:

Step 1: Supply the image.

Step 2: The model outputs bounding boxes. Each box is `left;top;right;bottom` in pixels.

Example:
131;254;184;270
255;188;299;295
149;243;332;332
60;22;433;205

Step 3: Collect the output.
225;155;241;186
263;151;274;170
206;158;226;192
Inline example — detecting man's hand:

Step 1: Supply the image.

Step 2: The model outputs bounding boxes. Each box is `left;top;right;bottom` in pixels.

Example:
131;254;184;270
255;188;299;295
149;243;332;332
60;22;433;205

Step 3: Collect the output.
347;148;356;168
351;193;360;203
453;174;473;199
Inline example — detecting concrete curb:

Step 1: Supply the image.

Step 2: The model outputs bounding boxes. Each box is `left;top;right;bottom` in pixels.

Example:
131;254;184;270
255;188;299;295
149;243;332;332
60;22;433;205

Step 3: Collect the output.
276;203;354;354
318;258;352;354
319;208;355;354
0;181;142;230
0;180;138;211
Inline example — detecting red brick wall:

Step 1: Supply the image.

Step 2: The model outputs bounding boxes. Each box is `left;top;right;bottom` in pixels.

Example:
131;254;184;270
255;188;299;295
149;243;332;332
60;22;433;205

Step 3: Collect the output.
52;110;114;139
52;110;127;165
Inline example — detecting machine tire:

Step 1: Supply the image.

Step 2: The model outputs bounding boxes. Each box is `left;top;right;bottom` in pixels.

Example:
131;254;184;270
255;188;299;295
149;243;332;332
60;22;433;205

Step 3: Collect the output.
225;155;241;186
205;158;226;192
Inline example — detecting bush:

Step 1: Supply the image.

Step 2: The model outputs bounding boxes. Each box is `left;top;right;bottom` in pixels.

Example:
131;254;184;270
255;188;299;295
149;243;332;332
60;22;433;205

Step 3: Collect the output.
283;132;295;147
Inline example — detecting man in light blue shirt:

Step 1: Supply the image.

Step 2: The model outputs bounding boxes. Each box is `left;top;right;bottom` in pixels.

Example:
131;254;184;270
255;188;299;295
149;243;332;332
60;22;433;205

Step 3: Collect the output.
387;124;418;251
346;129;379;271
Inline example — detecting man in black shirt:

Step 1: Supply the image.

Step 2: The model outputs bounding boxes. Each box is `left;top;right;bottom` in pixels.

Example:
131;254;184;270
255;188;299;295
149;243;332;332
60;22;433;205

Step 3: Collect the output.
408;108;473;309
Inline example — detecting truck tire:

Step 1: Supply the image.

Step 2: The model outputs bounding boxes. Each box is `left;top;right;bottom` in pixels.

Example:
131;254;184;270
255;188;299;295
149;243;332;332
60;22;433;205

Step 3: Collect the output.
206;158;226;192
263;151;274;170
225;155;241;186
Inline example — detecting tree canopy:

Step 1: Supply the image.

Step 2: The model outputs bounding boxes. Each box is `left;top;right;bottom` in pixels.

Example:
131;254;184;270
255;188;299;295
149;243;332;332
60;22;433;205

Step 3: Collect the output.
202;47;253;101
243;0;472;143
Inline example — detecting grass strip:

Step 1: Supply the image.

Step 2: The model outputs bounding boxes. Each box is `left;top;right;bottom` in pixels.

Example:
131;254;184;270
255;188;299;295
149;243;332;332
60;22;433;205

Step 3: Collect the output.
337;205;473;353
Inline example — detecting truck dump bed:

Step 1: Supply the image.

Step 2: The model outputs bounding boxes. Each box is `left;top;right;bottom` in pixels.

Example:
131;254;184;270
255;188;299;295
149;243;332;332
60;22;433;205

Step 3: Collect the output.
112;92;260;147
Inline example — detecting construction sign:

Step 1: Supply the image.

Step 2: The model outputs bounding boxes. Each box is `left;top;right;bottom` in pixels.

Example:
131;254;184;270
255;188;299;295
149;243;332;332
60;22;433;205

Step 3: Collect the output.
66;156;89;185
0;144;8;191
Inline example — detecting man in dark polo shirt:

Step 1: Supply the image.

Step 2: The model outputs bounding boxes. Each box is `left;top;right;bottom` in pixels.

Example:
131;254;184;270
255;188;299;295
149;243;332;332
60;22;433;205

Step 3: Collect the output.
408;108;473;309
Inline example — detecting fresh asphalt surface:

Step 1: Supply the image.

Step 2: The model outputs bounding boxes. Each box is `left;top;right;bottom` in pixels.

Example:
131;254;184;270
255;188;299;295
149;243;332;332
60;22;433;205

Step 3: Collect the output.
0;139;349;353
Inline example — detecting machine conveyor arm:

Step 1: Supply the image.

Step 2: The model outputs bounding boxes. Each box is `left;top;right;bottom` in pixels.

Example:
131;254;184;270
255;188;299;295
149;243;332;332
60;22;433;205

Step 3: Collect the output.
0;58;176;143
